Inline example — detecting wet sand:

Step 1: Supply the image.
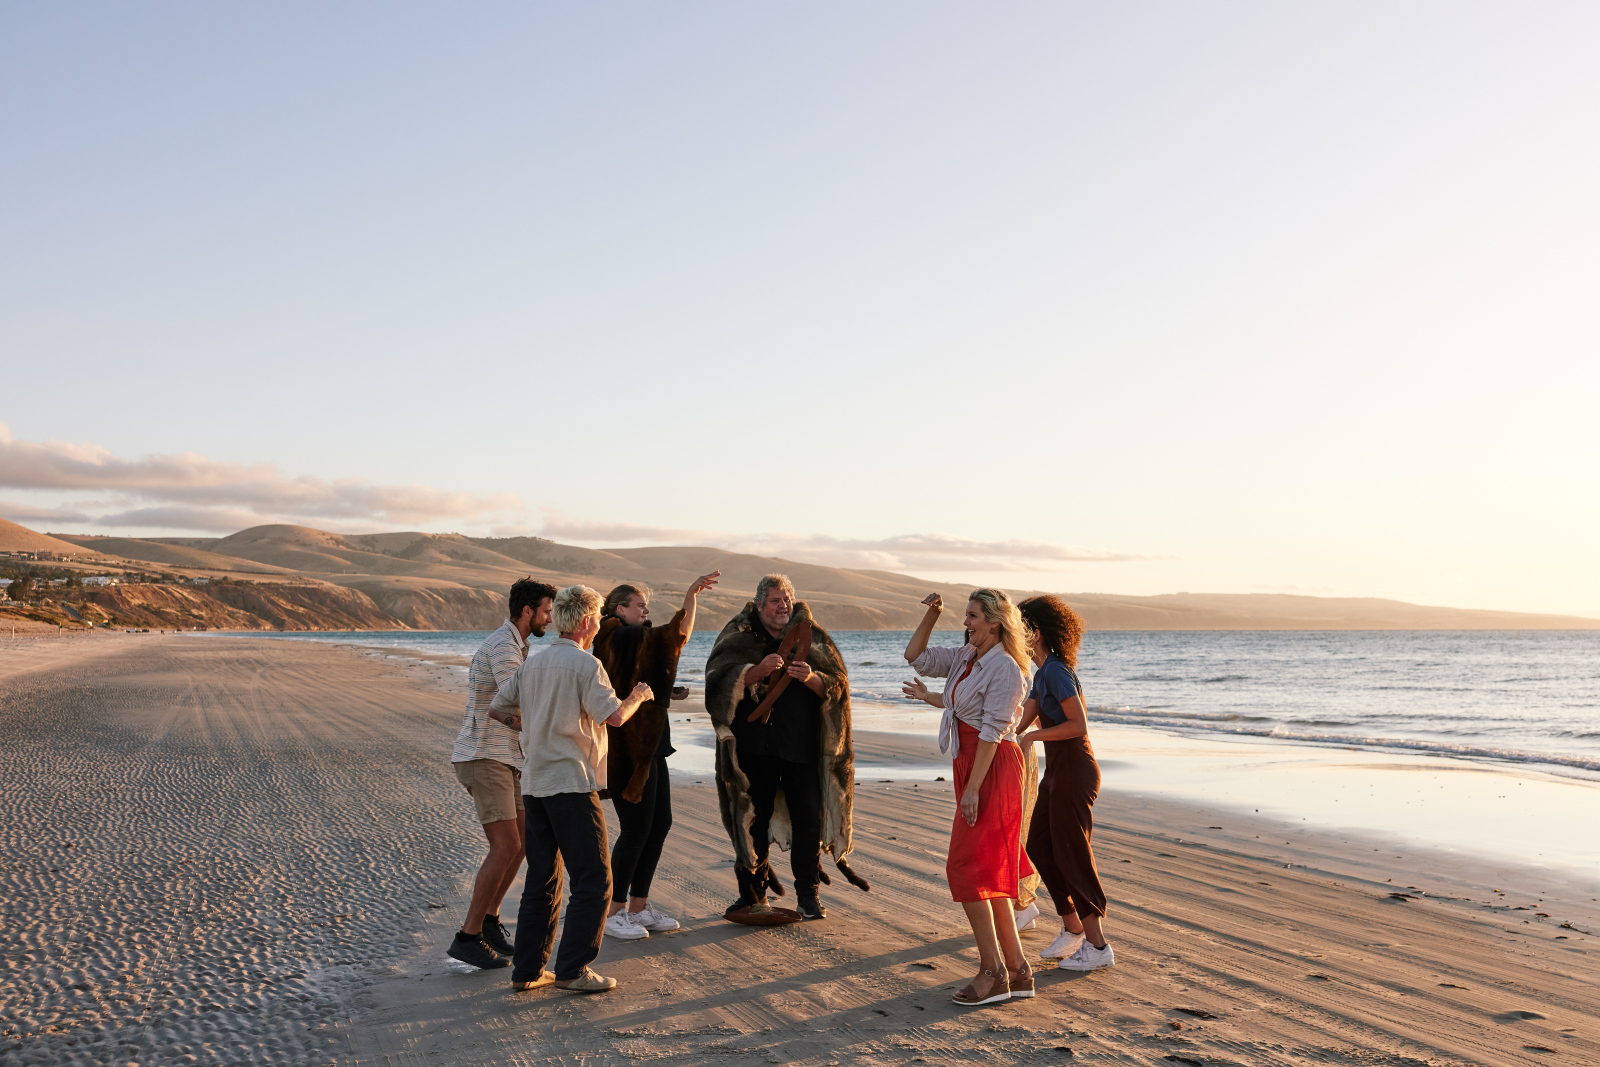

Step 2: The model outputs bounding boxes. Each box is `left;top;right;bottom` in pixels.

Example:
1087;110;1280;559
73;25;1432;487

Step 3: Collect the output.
1;635;1595;1067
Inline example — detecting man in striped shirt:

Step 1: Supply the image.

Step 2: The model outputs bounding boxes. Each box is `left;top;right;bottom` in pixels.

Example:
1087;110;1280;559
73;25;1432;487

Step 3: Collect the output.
447;577;557;970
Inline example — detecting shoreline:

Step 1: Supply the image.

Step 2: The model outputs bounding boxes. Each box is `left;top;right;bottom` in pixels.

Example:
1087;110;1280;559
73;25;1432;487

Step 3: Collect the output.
4;634;1594;1067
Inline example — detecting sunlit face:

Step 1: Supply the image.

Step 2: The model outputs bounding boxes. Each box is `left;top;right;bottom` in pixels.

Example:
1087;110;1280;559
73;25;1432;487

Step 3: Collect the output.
758;587;793;635
615;593;649;626
963;600;997;645
520;597;554;639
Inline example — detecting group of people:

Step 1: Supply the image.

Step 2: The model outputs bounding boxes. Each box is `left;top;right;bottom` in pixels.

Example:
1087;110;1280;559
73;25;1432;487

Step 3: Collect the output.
445;572;1111;1004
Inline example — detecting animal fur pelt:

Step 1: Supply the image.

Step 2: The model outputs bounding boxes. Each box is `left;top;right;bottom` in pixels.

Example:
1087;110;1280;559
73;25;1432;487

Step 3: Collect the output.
593;610;688;804
705;600;869;894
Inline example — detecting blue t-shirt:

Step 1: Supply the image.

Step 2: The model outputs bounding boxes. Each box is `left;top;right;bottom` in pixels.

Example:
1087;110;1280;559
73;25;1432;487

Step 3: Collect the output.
1028;655;1081;726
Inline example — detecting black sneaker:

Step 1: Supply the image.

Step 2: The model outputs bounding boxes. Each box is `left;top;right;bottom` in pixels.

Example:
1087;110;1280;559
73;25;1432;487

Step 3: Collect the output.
796;893;826;921
448;934;509;970
482;916;515;957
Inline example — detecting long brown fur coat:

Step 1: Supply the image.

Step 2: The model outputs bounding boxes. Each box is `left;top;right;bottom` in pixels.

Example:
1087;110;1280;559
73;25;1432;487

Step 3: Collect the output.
705;601;869;892
593;610;688;804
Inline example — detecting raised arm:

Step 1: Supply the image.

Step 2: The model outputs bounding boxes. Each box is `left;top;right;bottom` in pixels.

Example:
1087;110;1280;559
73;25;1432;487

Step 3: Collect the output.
903;594;943;663
675;571;720;640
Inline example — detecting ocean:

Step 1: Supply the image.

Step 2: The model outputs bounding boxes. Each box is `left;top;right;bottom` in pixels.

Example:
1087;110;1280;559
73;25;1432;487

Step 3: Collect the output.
225;628;1600;780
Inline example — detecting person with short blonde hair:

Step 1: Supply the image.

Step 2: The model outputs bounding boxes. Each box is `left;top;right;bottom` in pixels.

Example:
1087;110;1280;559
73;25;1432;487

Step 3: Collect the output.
552;583;605;634
492;584;654;994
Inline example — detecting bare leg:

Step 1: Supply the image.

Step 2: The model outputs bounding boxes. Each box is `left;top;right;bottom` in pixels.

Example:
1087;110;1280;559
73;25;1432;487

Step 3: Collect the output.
960;900;1004;975
1060;908;1085;935
988;898;1027;971
607;894;652;919
462;817;524;936
484;809;526;921
1081;911;1107;948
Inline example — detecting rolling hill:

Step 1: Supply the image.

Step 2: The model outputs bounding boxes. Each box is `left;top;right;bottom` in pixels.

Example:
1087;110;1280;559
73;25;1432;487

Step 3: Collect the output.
8;519;1591;632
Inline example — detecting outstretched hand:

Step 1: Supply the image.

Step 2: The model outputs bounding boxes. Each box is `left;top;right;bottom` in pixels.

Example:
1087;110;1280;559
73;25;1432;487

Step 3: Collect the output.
902;677;932;705
921;593;943;612
689;571;720;596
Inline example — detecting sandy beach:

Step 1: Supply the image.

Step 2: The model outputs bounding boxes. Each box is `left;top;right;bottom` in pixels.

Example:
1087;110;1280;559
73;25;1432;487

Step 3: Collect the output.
2;635;1596;1067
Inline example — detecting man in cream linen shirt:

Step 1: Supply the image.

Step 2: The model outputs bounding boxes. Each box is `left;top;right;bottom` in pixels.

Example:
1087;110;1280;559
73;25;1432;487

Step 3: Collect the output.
492;584;653;995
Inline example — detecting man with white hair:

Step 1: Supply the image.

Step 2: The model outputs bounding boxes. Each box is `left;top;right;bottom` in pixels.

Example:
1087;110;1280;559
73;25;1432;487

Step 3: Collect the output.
493;584;654;994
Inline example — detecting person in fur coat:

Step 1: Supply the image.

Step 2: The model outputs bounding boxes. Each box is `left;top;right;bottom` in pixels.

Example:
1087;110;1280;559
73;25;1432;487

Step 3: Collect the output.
592;571;719;941
705;574;869;923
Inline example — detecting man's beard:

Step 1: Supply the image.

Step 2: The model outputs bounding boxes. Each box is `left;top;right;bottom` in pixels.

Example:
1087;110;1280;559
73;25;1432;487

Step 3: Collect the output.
529;623;547;638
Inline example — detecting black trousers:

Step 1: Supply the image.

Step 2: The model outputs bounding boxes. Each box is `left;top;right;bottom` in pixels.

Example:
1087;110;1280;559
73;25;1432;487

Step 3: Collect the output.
610;756;673;903
514;791;611;983
741;753;822;893
1025;739;1107;919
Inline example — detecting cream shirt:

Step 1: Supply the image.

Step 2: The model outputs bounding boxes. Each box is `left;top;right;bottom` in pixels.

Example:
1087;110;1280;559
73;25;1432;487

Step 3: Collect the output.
492;638;621;797
911;643;1029;754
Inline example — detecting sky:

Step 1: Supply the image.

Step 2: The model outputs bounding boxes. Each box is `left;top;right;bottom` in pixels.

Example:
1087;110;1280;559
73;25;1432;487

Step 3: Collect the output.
3;3;1598;617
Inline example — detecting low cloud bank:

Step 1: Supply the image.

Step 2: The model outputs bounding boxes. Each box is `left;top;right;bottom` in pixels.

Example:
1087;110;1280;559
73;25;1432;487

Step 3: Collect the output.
0;427;1143;572
540;513;1147;573
0;424;523;530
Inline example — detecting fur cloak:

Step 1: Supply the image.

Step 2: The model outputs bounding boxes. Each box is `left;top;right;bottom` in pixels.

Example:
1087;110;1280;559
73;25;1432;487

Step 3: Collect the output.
705;600;868;892
593;609;688;804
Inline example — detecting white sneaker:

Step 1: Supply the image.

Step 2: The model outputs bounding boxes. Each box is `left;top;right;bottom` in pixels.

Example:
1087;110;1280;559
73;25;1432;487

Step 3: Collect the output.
1057;940;1114;971
1041;928;1086;960
630;903;680;932
603;910;650;941
1013;902;1040;932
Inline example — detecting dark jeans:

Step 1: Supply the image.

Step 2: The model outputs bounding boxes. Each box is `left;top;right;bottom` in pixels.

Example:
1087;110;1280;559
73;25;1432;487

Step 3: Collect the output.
610;756;673;903
741;753;822;894
513;791;611;983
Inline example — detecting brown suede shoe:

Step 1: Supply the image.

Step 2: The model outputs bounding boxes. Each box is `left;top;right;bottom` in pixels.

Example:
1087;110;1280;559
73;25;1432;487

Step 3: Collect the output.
510;970;555;992
952;968;1011;1006
554;967;617;994
1007;962;1035;998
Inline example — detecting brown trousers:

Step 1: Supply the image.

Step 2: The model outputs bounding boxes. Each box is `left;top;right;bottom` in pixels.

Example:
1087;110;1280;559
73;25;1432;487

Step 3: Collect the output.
1025;737;1107;918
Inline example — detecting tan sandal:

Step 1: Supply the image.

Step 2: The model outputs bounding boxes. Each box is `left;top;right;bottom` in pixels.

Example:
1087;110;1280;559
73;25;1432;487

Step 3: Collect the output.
952;968;1011;1005
1007;962;1035;998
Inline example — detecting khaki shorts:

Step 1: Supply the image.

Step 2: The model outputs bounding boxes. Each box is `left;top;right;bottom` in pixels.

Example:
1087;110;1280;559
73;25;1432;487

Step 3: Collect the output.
453;759;525;824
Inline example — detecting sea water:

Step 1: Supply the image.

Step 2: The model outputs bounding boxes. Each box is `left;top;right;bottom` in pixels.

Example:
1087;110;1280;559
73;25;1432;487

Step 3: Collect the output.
233;628;1600;777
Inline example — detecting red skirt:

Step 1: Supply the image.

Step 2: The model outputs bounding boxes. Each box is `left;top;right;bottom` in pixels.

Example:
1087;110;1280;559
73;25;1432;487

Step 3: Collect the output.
946;720;1035;902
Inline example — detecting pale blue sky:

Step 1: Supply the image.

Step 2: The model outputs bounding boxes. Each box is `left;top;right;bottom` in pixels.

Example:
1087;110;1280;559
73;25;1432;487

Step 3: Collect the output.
3;3;1598;615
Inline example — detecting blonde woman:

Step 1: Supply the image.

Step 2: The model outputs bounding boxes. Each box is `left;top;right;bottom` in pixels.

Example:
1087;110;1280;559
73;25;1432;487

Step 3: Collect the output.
902;590;1034;1005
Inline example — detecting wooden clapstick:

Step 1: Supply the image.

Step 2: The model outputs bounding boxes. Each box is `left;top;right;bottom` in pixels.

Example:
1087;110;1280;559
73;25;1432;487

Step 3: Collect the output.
745;623;813;724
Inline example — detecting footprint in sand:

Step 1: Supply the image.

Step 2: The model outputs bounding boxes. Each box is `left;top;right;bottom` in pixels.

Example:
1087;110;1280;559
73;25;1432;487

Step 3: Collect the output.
1492;1010;1547;1022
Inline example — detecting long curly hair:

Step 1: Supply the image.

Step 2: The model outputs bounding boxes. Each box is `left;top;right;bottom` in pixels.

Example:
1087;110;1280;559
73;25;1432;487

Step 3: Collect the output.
967;588;1032;675
1018;594;1085;668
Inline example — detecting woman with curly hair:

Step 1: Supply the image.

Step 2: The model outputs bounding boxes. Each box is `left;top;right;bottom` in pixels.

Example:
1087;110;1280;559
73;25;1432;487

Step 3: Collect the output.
902;589;1036;1005
1016;594;1113;972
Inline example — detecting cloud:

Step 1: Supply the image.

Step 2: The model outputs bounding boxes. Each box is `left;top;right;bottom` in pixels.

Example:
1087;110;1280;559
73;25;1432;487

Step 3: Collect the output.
0;424;525;530
0;427;1150;571
91;506;281;533
539;511;1150;573
539;512;723;544
0;499;94;525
